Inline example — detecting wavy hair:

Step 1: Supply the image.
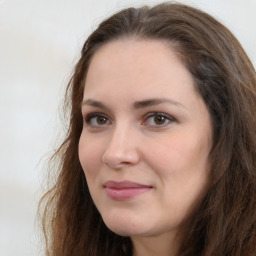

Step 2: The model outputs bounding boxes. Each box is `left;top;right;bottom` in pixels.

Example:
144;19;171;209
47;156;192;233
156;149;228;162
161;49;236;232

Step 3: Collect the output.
39;3;256;256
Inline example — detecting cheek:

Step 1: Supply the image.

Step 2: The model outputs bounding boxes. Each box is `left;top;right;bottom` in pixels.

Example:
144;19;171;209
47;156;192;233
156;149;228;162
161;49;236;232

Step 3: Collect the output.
144;134;195;170
78;134;103;180
148;133;210;214
78;135;107;207
145;130;210;188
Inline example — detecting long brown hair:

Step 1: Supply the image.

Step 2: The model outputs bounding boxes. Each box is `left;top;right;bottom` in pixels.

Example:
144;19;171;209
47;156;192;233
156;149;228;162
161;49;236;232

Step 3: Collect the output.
39;3;256;256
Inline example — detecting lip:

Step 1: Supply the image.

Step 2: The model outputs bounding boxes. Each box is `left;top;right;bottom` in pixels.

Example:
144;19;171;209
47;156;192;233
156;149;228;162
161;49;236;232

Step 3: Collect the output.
103;180;153;201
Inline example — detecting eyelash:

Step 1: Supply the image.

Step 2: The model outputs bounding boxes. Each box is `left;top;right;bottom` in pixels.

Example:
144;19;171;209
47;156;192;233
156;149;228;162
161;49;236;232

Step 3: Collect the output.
83;112;175;128
143;112;175;127
84;112;110;127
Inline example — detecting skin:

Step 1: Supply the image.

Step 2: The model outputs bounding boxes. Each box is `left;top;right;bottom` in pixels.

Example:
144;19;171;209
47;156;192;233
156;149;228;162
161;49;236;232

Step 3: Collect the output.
79;39;213;256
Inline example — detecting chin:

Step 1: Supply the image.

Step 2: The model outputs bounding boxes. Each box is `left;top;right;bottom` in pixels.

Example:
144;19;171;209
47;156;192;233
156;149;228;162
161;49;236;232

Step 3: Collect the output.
101;211;148;237
106;224;133;237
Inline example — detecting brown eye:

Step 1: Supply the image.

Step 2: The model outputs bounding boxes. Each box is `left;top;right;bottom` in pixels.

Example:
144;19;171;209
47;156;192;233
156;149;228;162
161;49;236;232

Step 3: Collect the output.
85;113;110;127
144;112;174;127
154;115;167;125
97;116;108;125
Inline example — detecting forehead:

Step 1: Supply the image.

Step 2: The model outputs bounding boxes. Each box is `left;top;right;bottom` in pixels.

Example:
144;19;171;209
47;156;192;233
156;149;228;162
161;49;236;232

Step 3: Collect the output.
84;39;196;99
82;39;211;131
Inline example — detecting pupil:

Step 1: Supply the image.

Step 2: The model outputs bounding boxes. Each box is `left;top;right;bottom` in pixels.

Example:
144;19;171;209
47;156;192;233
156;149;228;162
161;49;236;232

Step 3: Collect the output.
97;116;106;124
154;115;165;124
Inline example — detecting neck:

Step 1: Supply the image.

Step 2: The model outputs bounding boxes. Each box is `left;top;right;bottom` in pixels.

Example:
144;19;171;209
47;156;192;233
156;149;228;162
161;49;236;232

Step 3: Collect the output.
131;231;180;256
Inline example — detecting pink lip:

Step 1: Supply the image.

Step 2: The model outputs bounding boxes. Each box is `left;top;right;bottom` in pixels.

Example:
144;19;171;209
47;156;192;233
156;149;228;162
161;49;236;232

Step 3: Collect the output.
103;180;152;201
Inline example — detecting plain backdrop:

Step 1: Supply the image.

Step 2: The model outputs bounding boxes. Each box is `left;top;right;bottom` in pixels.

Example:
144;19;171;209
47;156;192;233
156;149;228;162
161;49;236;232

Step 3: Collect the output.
0;0;255;255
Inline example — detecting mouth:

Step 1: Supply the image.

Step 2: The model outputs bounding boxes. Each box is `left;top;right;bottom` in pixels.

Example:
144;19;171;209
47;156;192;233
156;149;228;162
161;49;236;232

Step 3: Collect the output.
103;180;153;201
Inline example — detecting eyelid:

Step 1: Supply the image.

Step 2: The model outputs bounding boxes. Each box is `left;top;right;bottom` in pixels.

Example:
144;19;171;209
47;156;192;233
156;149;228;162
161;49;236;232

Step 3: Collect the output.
142;112;175;126
84;112;111;127
82;111;175;128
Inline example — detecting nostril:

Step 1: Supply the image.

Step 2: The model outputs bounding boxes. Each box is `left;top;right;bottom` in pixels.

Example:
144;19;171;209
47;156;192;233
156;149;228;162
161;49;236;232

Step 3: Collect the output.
101;148;140;169
101;133;140;168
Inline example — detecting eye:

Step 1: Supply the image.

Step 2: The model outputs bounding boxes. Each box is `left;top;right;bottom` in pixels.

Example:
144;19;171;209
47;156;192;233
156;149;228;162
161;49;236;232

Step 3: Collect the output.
143;112;174;127
84;113;111;127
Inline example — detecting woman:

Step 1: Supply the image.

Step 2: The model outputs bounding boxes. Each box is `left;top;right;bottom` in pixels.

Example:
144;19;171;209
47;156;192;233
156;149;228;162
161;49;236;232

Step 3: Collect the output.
40;3;256;256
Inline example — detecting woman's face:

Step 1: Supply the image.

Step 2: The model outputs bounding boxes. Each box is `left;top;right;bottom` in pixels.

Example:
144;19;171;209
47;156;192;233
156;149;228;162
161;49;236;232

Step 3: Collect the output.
79;39;212;239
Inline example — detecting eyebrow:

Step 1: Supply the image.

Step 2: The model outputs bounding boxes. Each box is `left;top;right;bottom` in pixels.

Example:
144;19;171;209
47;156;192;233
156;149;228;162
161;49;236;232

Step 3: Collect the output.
133;98;185;109
81;99;110;110
81;98;186;110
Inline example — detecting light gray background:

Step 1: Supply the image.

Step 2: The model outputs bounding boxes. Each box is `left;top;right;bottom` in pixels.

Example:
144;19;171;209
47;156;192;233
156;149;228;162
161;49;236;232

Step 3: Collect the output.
0;0;255;255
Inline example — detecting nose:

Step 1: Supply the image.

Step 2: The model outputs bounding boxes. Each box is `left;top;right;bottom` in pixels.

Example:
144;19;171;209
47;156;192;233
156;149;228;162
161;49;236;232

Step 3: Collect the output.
102;125;140;169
